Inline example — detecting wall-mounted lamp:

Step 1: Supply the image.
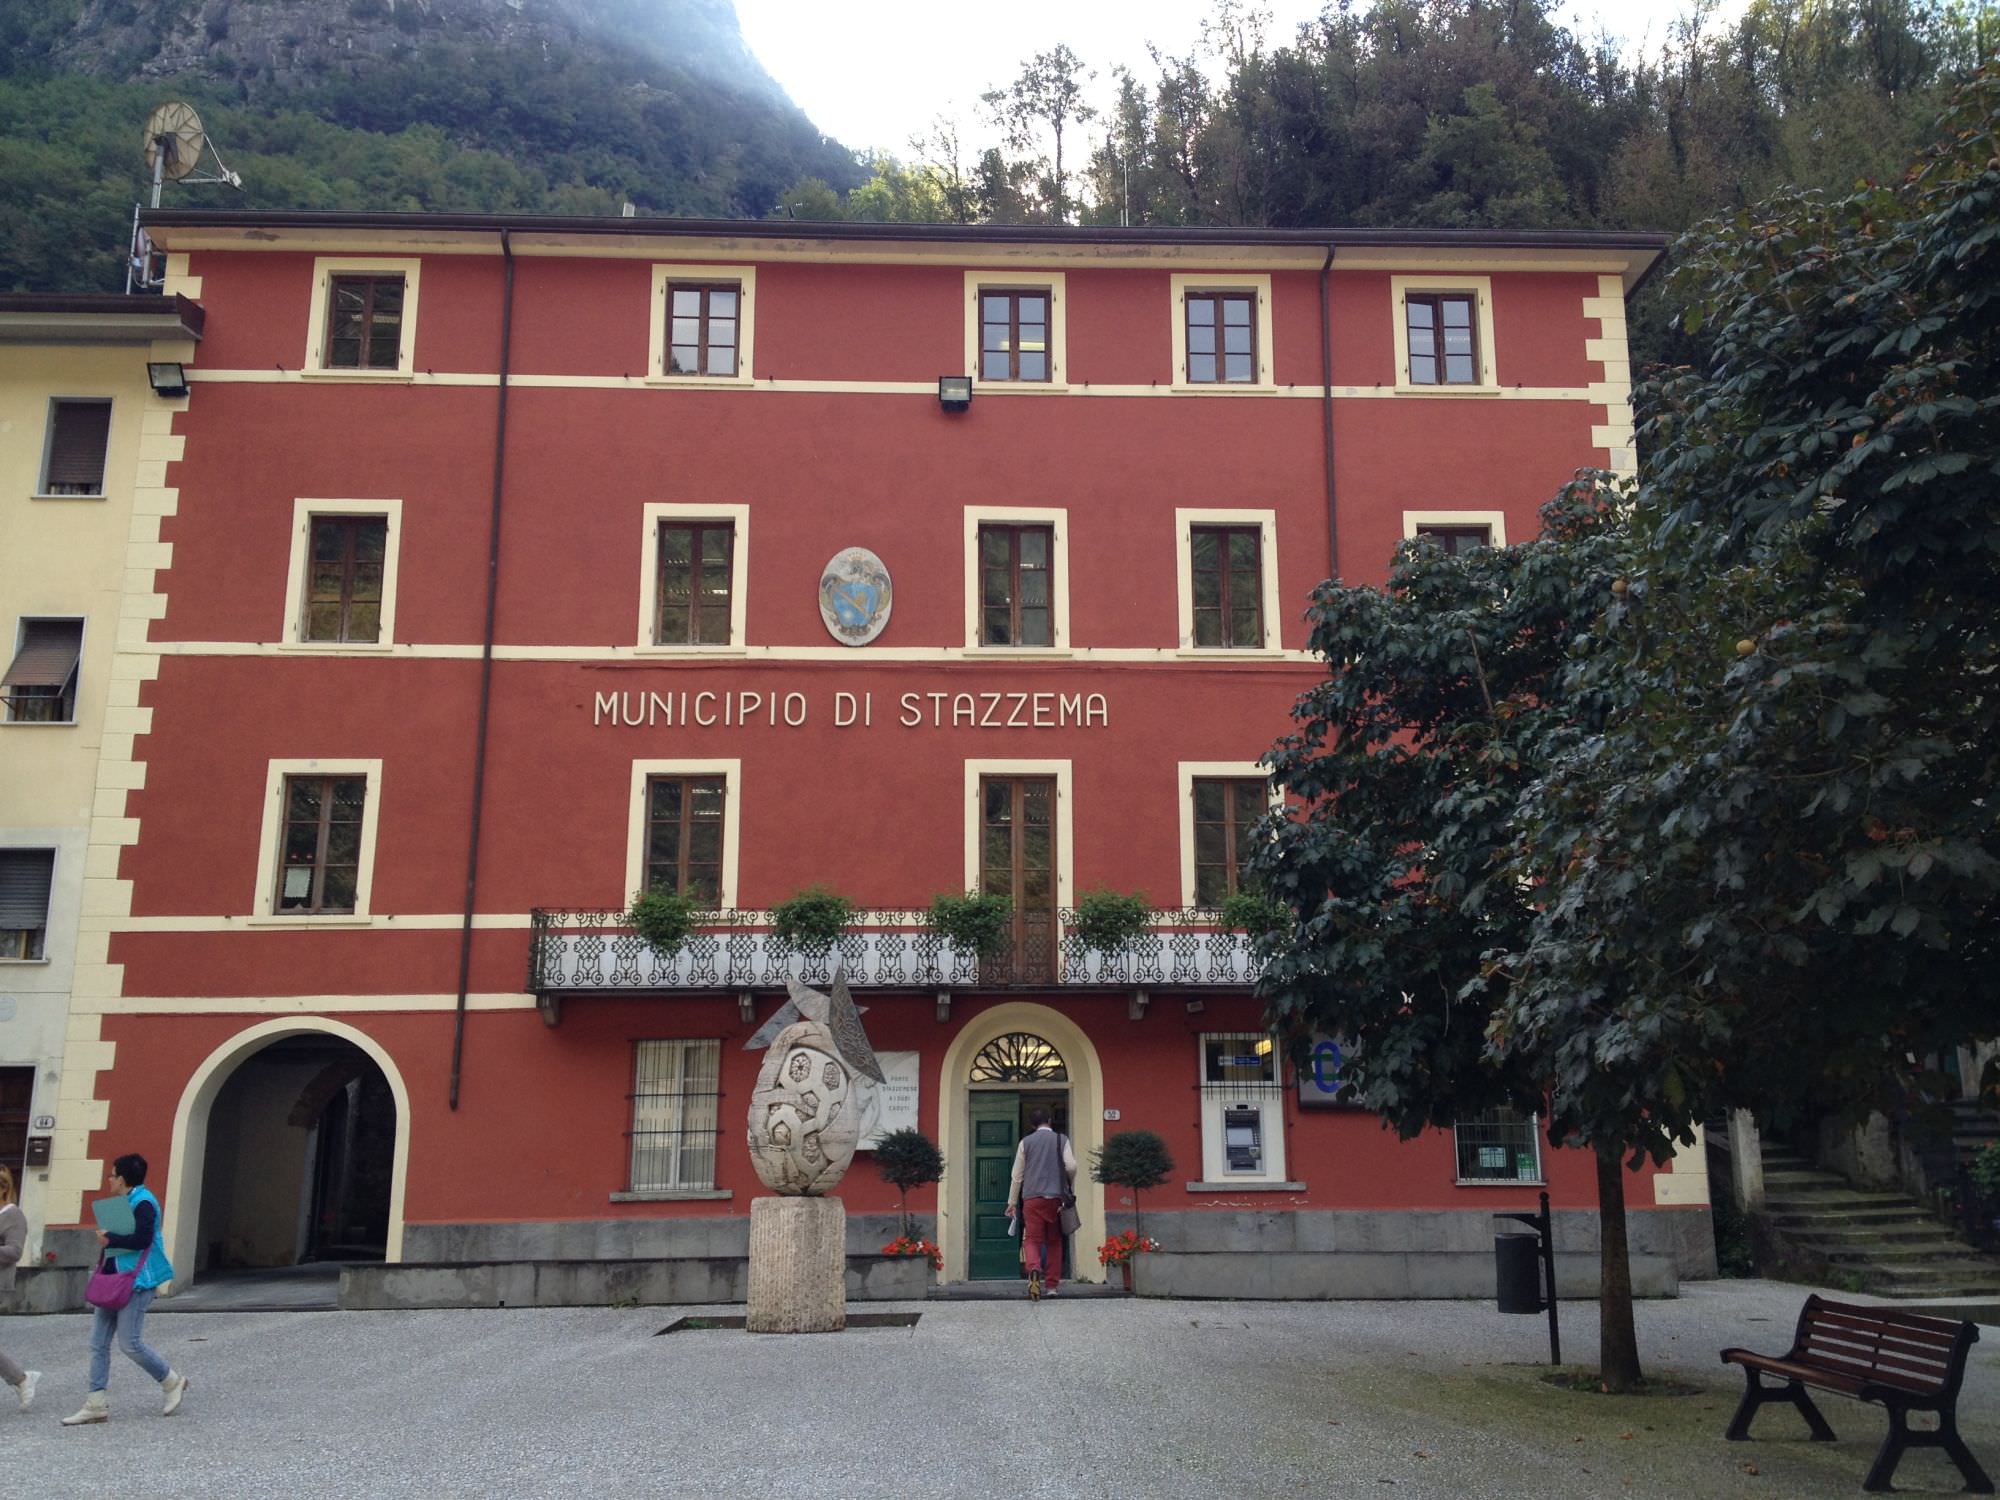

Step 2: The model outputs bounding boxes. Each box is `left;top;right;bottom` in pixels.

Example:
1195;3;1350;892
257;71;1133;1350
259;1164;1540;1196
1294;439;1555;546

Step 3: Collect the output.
146;362;189;398
937;375;973;412
1183;998;1206;1015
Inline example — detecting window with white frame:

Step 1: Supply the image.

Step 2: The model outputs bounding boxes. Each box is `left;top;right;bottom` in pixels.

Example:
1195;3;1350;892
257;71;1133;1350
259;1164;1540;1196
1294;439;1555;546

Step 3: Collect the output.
963;272;1066;389
252;758;384;920
637;505;749;650
628;1039;722;1192
1453;1109;1544;1184
282;500;402;649
0;848;55;961
3;619;83;723
1391;275;1497;391
649;265;756;384
1198;1032;1289;1183
305;258;421;376
1170;274;1274;389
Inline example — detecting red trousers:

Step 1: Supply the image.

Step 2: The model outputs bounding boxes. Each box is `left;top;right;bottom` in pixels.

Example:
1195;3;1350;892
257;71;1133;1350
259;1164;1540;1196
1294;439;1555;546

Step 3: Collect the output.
1022;1196;1064;1287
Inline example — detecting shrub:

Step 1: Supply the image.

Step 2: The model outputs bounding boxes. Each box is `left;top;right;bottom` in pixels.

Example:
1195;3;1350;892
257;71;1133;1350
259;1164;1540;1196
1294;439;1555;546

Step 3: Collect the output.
926;890;1014;960
1220;887;1288;935
1092;1128;1175;1240
1070;887;1152;952
772;885;853;950
624;885;702;957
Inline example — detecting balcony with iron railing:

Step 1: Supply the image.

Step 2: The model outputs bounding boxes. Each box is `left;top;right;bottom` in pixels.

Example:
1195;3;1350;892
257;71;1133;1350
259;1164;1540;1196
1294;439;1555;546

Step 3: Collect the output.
527;906;1262;1019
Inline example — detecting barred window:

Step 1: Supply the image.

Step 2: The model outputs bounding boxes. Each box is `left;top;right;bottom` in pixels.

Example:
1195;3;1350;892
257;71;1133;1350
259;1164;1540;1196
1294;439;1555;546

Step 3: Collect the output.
1453;1109;1544;1183
629;1039;721;1192
1199;1032;1287;1181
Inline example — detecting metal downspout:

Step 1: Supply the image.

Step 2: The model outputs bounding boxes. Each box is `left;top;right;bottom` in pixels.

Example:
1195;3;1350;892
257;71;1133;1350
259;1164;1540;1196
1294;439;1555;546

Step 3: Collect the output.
449;228;516;1110
1318;245;1340;582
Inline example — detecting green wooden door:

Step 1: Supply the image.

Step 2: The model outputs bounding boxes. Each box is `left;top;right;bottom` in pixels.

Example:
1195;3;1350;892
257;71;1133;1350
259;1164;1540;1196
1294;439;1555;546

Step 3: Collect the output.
968;1091;1021;1280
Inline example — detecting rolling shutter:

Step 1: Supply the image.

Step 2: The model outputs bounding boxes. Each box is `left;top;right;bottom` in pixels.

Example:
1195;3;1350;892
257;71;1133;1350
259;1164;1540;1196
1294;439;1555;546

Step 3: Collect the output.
2;620;82;692
43;401;111;493
0;850;54;930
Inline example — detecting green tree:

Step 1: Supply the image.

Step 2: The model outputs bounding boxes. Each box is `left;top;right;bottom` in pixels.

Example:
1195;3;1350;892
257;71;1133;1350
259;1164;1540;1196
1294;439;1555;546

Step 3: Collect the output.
983;43;1096;222
873;1128;946;1238
1091;1129;1175;1243
1503;63;2000;1164
1252;487;1651;1389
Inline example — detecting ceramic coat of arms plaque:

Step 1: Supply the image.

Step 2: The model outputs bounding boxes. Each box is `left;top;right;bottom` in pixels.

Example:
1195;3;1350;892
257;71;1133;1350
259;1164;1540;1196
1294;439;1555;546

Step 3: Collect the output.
818;546;892;646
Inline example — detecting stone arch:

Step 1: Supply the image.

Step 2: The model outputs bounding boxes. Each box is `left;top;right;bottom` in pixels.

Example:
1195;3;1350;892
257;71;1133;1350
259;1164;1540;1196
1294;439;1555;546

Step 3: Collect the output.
936;1002;1105;1284
162;1017;410;1287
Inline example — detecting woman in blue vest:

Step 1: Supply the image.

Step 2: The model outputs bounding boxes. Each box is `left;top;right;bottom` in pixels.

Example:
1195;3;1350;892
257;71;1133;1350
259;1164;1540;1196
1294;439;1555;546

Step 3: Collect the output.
61;1153;189;1425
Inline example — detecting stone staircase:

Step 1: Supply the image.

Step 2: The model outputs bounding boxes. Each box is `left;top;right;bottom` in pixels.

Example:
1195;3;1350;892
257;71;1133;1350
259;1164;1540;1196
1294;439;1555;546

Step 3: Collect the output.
1761;1142;2000;1299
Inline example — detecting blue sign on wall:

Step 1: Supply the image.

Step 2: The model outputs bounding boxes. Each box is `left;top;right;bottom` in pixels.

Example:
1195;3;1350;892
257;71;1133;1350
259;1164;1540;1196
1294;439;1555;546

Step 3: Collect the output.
1295;1036;1363;1109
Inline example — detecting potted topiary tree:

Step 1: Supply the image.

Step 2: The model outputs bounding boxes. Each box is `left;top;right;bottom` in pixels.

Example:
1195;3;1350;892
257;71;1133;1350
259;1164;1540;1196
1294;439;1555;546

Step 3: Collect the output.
1091;1129;1174;1289
772;884;854;953
873;1127;946;1238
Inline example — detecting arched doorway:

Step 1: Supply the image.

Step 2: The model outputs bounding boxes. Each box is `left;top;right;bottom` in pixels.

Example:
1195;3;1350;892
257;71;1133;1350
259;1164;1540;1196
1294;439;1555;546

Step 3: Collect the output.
164;1018;410;1287
937;1003;1104;1285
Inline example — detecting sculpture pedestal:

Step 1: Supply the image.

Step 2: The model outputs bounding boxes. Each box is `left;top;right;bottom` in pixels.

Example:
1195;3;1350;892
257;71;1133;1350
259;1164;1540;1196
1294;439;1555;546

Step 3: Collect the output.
746;1195;847;1334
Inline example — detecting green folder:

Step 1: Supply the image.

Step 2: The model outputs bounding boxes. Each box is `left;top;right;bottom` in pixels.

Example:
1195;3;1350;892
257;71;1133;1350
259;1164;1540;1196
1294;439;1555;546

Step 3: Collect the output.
91;1196;136;1237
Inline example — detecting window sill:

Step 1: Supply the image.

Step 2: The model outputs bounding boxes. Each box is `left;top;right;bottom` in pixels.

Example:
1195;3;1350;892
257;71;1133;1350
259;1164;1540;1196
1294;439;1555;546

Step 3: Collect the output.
610;1188;733;1202
969;381;1071;396
31;493;106;502
643;374;755;390
0;957;51;967
1;720;79;728
963;646;1073;658
1173;647;1285;661
244;914;374;928
301;368;416;383
630;644;748;658
278;640;397;653
1185;1180;1306;1193
1454;1178;1547;1188
1392;383;1504;397
1170;382;1277;396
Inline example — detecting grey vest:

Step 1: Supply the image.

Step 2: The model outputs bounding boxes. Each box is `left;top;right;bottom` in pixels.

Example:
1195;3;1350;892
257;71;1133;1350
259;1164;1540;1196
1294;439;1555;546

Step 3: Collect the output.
1020;1128;1069;1200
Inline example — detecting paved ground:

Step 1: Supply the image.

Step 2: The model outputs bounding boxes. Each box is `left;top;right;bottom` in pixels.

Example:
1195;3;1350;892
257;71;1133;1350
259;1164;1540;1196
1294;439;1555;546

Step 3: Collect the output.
2;1279;1994;1498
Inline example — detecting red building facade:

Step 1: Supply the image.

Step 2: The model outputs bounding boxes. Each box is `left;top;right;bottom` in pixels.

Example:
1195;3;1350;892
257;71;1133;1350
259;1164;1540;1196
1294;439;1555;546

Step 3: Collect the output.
47;212;1711;1296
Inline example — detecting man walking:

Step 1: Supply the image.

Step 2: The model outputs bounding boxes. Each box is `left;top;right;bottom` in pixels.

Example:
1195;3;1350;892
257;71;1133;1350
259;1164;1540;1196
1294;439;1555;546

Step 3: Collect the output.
1005;1108;1077;1298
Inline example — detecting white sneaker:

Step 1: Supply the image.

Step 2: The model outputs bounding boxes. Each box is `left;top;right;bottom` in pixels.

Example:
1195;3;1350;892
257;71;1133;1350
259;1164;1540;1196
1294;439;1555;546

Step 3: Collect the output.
14;1370;38;1411
160;1370;188;1417
60;1391;108;1426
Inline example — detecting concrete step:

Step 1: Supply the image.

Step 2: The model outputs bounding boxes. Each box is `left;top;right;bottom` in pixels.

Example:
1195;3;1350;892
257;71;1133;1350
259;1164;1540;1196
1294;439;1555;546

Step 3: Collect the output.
1872;1262;2000;1289
1765;1194;1928;1216
1764;1168;1869;1189
1805;1240;1985;1264
1786;1220;1967;1244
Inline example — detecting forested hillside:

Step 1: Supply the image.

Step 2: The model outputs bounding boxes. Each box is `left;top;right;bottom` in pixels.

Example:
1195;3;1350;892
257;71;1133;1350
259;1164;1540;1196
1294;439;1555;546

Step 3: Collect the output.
788;0;1995;237
0;0;862;291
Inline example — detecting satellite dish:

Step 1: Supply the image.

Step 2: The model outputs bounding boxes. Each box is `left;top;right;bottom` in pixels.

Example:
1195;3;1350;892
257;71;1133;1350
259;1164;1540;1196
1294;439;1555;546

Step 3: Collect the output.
143;101;206;183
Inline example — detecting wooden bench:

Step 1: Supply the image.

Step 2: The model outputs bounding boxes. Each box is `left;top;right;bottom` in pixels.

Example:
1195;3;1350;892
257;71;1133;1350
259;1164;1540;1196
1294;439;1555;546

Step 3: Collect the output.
1720;1294;1993;1493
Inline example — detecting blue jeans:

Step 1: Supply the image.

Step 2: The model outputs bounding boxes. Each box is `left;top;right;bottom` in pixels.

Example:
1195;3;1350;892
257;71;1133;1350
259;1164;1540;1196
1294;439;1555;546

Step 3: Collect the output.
89;1283;169;1391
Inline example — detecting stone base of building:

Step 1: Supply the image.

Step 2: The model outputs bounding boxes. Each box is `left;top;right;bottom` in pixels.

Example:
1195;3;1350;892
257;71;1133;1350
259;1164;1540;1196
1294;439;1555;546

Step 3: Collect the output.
337;1252;929;1311
1132;1249;1679;1299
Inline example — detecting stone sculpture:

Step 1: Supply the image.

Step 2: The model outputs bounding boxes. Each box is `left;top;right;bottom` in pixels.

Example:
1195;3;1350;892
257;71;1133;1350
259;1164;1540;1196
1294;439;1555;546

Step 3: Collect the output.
742;970;887;1332
745;971;886;1195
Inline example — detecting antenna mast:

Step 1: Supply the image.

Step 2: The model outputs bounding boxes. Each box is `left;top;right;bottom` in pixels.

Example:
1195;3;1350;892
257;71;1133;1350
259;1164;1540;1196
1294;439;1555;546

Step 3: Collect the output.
128;102;243;293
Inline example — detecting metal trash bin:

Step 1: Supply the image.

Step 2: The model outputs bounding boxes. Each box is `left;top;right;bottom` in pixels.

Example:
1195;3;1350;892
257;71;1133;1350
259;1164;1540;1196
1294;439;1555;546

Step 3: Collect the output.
1494;1232;1543;1313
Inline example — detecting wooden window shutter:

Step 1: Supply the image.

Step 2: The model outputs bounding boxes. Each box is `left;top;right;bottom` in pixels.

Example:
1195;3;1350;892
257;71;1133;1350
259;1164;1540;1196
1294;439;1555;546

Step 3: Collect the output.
44;401;112;493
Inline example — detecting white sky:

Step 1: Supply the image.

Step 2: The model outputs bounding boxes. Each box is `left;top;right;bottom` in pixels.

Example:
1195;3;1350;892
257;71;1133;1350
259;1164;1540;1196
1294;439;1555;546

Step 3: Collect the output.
735;0;1748;159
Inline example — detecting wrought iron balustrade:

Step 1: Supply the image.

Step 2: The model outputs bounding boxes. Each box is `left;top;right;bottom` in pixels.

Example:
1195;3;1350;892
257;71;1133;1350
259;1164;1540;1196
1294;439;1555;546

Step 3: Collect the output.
527;906;1261;993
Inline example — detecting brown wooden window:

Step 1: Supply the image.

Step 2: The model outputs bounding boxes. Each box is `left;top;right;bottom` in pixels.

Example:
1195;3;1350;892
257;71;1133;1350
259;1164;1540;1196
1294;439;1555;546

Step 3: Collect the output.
1412;524;1492;556
981;776;1057;981
1186;292;1256;384
979;290;1050;382
645;776;726;902
304;517;388;643
655;523;734;645
979;524;1053;647
1190;525;1263;648
1193;778;1266;905
0;848;55;961
2;619;83;723
277;776;367;914
40;399;111;496
1405;293;1479;385
666;284;740;377
325;275;406;371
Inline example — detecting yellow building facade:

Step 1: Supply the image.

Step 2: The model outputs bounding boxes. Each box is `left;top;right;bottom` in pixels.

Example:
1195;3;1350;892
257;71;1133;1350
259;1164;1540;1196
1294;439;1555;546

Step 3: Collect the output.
0;293;201;1261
